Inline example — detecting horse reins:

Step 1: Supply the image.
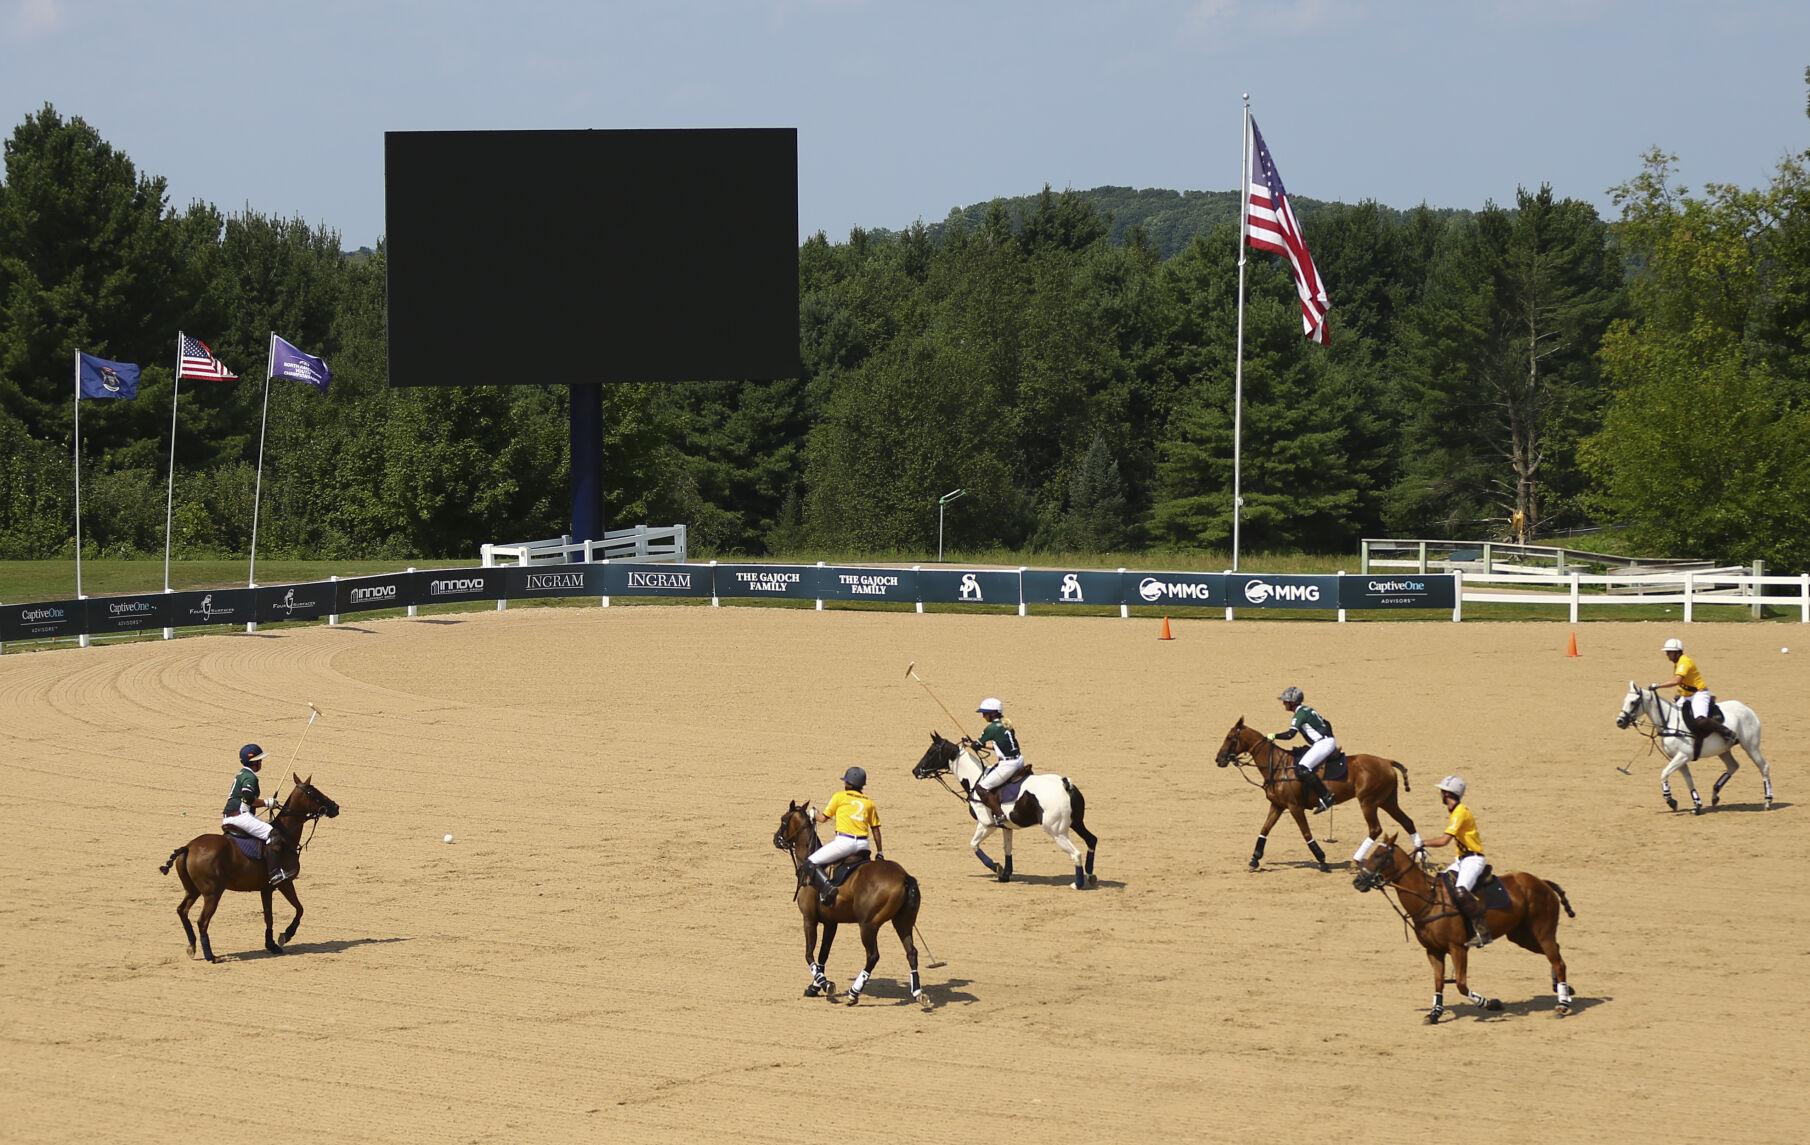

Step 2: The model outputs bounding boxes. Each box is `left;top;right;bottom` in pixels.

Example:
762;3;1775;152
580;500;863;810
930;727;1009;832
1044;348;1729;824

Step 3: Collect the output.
1362;847;1462;942
1223;737;1297;791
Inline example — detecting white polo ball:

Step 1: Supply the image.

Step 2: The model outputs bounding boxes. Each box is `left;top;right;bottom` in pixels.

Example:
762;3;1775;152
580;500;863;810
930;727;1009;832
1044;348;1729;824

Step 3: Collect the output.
443;833;454;844
1782;647;1790;654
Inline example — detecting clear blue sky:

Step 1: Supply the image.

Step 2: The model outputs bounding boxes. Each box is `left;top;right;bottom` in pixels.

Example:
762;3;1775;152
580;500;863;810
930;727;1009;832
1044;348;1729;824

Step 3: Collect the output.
3;0;1806;248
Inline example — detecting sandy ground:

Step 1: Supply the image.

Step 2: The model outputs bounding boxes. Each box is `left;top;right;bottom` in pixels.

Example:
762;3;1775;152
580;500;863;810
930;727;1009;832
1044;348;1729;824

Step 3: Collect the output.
2;605;1807;1144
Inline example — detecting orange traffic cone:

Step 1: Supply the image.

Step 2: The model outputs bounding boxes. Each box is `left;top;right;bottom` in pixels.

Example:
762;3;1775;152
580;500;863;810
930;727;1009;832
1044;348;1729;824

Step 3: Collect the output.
1159;616;1175;641
1566;631;1579;658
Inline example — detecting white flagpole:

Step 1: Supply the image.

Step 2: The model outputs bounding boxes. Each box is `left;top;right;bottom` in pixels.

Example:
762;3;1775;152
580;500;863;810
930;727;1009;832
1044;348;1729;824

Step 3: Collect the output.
73;349;83;601
248;332;274;604
164;335;183;596
1232;94;1251;573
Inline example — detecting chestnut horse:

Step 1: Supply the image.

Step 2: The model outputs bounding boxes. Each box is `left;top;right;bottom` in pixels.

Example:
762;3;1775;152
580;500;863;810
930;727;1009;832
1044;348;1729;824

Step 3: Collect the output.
1353;834;1576;1023
159;774;340;962
772;802;924;1006
1215;717;1417;871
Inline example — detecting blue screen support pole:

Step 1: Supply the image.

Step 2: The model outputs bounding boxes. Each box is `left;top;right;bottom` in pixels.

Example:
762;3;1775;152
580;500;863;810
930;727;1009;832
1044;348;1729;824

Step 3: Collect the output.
569;383;605;559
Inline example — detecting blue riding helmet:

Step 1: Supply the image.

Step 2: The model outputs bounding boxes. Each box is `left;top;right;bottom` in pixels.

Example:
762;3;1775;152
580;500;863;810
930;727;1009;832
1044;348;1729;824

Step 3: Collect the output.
842;766;867;789
239;743;266;765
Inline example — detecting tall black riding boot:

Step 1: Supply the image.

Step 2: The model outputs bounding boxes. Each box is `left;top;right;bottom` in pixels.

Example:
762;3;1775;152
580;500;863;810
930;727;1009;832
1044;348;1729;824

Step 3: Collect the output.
263;831;289;886
1298;767;1334;814
1454;886;1491;947
809;864;837;908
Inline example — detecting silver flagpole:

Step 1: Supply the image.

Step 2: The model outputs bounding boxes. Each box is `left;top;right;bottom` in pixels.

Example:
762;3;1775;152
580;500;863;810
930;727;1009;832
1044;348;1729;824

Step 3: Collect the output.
164;335;182;595
1232;94;1251;573
247;333;273;633
73;349;83;600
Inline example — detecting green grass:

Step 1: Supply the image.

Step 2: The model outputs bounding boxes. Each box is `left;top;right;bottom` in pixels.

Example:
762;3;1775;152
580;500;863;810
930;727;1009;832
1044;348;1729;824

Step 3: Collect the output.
0;559;468;604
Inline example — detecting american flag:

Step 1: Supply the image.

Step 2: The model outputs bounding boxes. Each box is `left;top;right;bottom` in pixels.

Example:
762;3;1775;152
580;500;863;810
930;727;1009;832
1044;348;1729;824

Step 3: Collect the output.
1246;117;1330;344
177;333;238;381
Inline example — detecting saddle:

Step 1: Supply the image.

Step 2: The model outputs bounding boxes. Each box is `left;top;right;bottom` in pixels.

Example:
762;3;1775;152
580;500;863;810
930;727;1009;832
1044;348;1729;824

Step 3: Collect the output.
827;852;871;887
221;824;287;865
1443;867;1512;913
1289;745;1349;782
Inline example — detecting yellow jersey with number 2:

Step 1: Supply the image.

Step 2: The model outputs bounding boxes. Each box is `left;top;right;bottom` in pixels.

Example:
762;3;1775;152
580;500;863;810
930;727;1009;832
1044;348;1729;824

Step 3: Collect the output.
1673;653;1707;695
824;790;879;837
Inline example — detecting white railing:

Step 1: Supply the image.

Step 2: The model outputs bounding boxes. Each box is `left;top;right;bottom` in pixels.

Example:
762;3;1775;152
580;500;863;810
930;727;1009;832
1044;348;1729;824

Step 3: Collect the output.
1455;568;1808;623
481;525;688;568
1361;537;1724;577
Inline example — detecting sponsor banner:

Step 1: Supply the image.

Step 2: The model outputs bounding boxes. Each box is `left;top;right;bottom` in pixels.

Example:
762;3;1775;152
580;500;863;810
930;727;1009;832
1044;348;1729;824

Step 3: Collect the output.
86;593;171;635
916;569;1018;606
1341;573;1457;610
2;598;85;642
419;568;503;604
335;572;422;614
1021;570;1126;607
602;563;713;597
256;582;335;624
167;588;254;628
1128;571;1227;609
820;566;918;603
1229;574;1341;610
502;564;603;600
713;564;816;600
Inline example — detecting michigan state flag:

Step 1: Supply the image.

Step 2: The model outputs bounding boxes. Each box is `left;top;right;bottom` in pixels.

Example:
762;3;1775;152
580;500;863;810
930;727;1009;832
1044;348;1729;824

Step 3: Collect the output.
77;352;141;399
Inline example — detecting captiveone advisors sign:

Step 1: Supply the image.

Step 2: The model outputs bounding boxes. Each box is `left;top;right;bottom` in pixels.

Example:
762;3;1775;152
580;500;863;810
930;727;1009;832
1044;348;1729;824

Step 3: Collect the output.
1339;574;1456;610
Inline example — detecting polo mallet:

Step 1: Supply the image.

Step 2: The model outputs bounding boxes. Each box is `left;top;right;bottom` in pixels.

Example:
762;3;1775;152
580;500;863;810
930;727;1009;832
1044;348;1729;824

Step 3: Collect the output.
270;702;320;810
905;662;977;741
914;926;947;969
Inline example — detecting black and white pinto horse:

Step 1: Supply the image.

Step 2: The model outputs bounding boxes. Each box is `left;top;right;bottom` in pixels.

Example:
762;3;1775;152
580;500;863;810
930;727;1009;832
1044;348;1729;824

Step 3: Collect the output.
1615;681;1774;813
911;732;1098;889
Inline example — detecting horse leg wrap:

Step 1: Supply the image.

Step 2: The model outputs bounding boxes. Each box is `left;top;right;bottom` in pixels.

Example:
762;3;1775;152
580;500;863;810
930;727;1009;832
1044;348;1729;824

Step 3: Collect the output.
1250;835;1268;868
908;969;921;998
1085;850;1096;875
1557;981;1574;1005
1427;992;1445;1024
849;969;870;998
974;848;998;872
1307;840;1329;869
1073;865;1086;890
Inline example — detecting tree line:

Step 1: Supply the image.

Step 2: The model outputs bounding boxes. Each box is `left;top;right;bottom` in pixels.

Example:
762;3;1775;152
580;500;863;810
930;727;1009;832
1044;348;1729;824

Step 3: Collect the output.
3;89;1809;568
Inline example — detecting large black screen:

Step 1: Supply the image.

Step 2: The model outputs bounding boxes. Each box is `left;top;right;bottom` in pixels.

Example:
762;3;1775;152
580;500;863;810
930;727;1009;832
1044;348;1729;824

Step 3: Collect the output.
385;128;800;387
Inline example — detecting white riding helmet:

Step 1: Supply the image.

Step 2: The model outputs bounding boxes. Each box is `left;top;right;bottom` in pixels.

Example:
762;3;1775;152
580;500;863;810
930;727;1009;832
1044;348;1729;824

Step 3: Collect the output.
1662;638;1684;652
1437;775;1467;800
977;697;1003;714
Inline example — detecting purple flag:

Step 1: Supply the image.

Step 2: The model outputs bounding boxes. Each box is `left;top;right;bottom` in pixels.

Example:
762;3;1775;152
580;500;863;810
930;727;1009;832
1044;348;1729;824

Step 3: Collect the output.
269;334;331;393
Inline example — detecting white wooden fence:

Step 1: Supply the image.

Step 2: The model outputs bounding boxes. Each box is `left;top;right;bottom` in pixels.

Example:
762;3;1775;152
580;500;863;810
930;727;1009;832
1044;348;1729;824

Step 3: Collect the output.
1450;568;1809;623
480;525;688;568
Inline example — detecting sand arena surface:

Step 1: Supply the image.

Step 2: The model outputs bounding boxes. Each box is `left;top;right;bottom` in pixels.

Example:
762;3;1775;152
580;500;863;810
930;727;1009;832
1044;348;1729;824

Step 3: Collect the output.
2;607;1808;1143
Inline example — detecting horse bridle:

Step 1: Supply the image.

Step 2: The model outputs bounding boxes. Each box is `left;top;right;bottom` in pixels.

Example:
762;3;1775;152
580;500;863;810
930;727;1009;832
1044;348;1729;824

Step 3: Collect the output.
1220;734;1292;791
1619;686;1693;746
273;783;335;852
916;744;984;808
1356;845;1462;938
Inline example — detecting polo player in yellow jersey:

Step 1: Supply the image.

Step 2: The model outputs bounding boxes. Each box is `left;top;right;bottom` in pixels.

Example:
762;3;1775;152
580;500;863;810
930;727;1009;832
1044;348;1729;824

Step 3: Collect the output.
1656;637;1737;757
1421;775;1492;948
806;767;885;907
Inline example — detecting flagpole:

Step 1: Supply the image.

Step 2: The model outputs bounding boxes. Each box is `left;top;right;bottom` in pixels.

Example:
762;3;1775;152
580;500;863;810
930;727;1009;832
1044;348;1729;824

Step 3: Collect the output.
1232;94;1251;573
248;332;273;603
73;349;83;601
164;335;183;597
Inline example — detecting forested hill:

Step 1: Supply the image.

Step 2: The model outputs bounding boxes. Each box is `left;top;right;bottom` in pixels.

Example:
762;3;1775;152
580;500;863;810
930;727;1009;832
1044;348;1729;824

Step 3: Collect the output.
896;187;1467;259
5;96;1810;570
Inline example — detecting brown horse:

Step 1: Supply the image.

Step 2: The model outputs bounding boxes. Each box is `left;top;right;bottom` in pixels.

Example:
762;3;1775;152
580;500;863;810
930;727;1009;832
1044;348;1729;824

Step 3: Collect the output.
159;774;340;962
1215;717;1417;871
772;801;925;1006
1353;834;1576;1023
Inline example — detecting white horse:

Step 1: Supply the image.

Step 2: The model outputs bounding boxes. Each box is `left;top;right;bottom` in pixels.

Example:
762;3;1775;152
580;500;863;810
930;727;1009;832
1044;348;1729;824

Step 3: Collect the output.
1615;681;1774;812
910;732;1098;889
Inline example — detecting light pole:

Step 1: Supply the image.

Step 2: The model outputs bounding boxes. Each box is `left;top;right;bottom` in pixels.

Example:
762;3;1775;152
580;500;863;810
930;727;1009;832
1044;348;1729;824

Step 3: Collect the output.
937;488;967;561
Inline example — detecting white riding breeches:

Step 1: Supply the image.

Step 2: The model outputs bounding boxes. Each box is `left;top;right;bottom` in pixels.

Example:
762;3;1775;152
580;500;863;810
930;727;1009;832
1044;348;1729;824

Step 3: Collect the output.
979;757;1025;791
1298;737;1339;772
808;834;869;867
1686;692;1713;720
222;812;273;842
1448;853;1486;892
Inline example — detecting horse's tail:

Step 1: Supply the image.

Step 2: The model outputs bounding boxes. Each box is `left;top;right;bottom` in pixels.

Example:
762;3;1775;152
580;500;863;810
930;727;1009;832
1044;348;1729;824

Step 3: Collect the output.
1392;760;1411;792
1062;778;1098;850
901;874;921;927
159;846;188;876
1544;879;1576;918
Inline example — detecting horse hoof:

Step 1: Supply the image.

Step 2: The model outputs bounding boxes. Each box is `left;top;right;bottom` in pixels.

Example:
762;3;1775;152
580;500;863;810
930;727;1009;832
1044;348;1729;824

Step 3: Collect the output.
1424;1010;1443;1025
1692;805;1704;816
1664;797;1678;811
1556;1006;1570;1018
1089;873;1099;885
846;993;861;1007
1485;998;1502;1012
1248;859;1261;871
1318;863;1331;873
804;984;822;998
265;943;284;955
